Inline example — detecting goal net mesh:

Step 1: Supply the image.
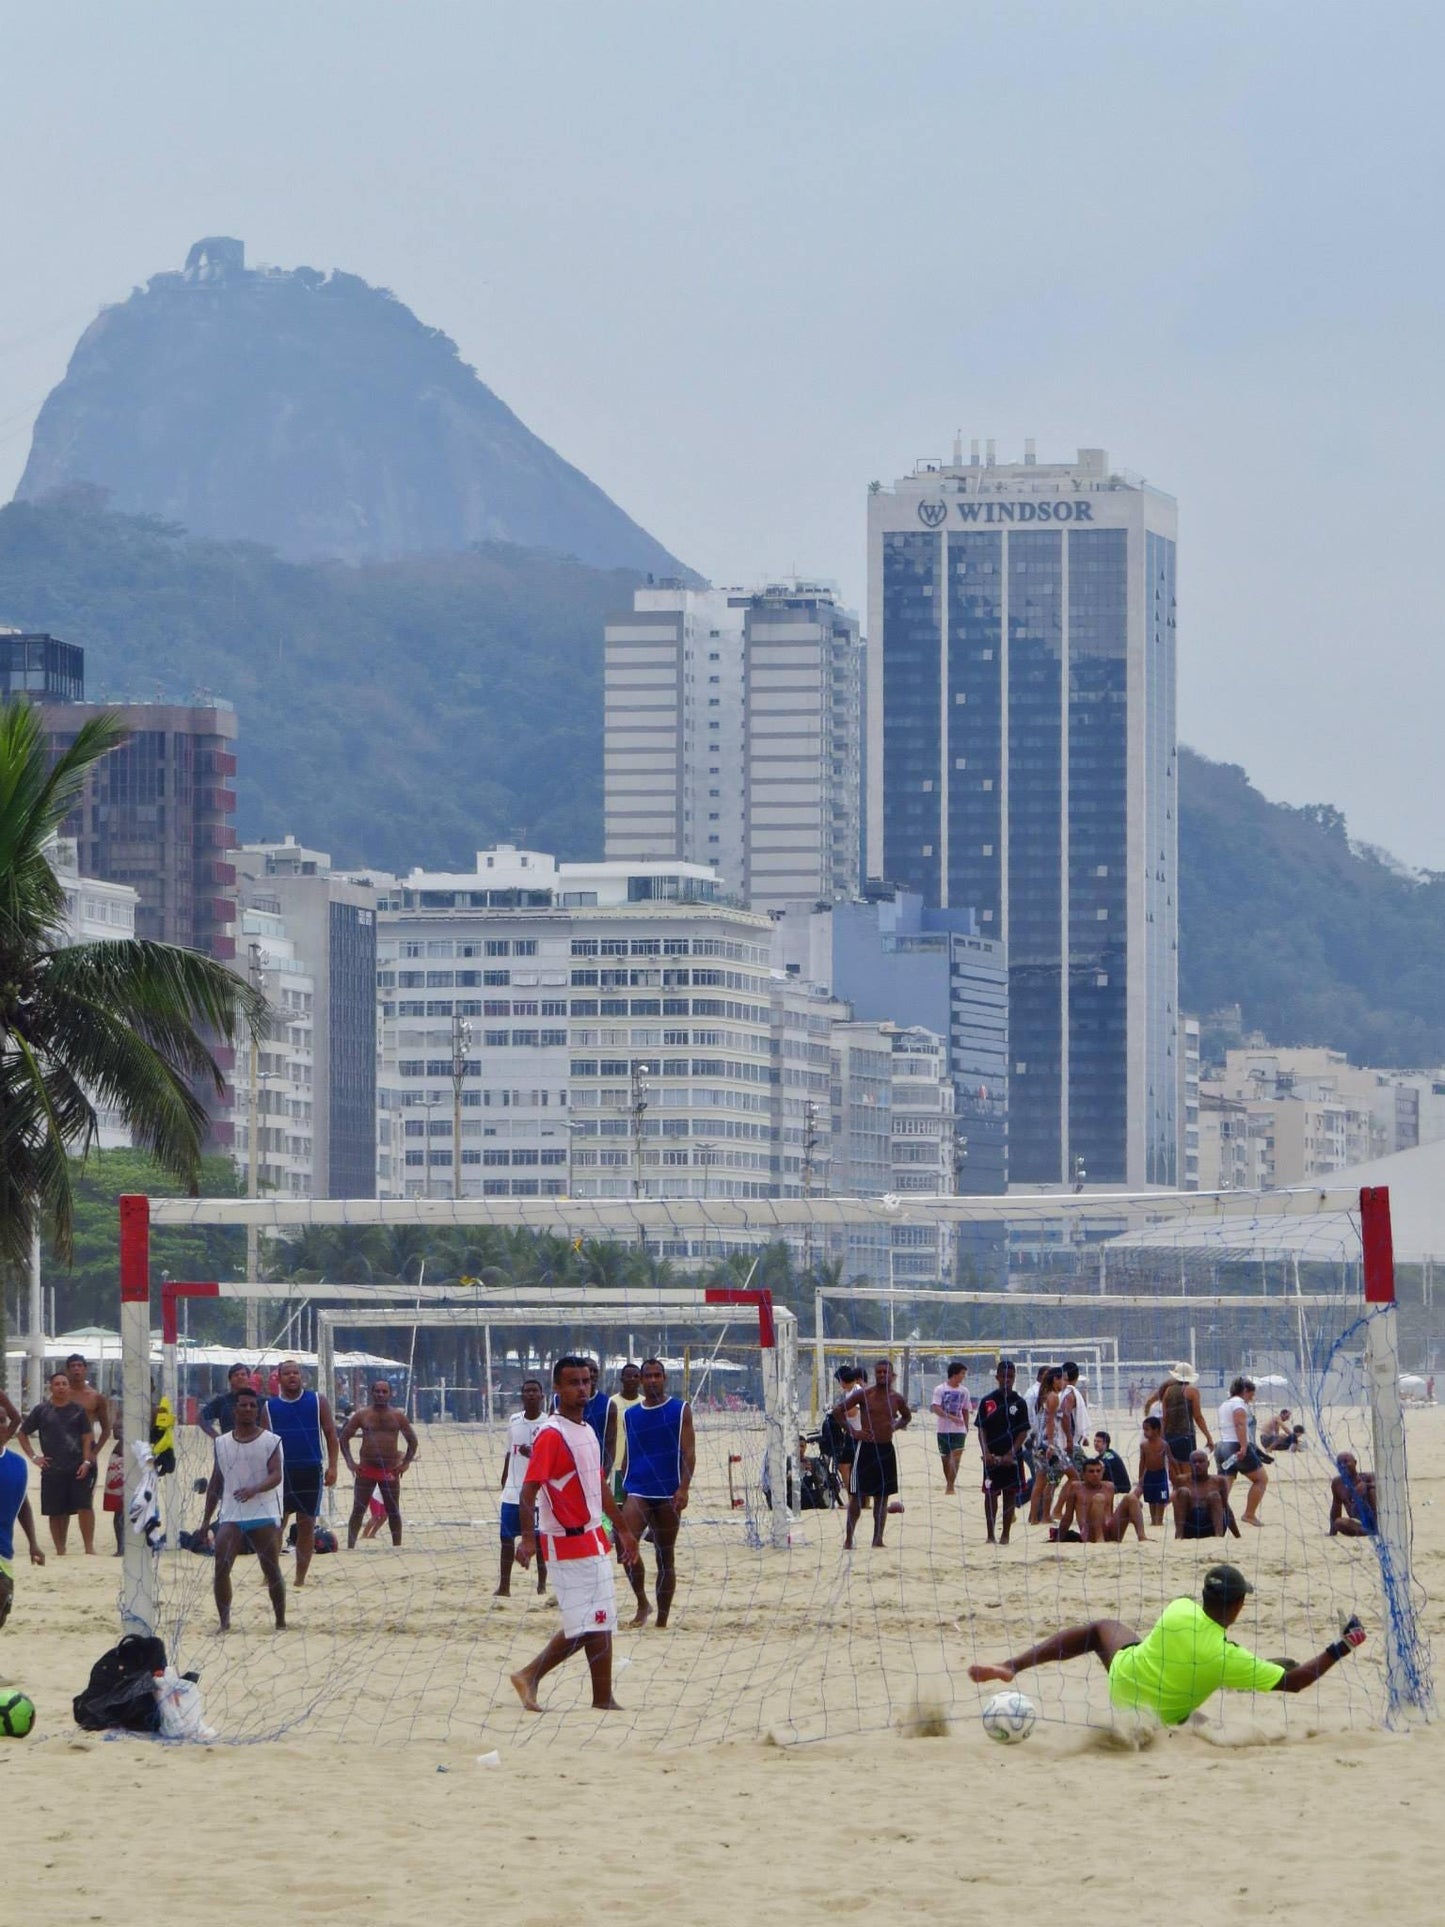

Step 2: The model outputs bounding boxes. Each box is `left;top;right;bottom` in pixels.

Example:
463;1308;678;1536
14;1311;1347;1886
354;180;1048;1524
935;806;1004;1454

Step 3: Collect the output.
122;1188;1432;1749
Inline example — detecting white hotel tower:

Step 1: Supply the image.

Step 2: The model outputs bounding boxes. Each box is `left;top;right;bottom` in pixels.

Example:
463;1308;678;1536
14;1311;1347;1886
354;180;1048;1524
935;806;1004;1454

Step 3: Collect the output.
603;581;863;912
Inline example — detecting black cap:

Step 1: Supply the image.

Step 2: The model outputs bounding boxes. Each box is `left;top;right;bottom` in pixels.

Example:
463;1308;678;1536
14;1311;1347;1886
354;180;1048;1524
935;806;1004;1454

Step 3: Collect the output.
1202;1564;1254;1606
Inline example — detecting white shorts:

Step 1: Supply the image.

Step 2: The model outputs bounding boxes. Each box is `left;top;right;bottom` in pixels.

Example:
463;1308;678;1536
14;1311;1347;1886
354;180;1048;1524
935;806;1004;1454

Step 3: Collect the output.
550;1553;617;1640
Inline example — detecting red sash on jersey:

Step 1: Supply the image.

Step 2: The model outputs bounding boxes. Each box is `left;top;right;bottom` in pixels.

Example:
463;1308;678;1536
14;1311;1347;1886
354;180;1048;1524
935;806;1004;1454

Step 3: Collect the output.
543;1525;610;1562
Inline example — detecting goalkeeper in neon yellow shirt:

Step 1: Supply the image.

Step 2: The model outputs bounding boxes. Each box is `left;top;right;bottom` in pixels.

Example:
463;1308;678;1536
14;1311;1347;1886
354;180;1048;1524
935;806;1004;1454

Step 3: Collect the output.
968;1564;1366;1724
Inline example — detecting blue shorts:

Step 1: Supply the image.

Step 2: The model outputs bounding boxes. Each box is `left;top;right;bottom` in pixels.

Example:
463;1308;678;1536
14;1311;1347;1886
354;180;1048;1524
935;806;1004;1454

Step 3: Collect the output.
499;1502;521;1543
1142;1470;1170;1505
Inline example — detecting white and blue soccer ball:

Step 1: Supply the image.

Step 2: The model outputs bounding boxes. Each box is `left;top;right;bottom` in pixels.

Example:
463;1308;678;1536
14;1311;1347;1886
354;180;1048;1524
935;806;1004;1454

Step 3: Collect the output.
981;1689;1036;1744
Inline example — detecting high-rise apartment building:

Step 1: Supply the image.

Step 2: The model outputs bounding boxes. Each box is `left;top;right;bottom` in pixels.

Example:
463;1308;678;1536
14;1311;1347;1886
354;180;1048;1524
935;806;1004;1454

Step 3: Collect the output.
51;836;139;1150
37;685;240;1146
237;837;378;1199
868;442;1178;1187
372;847;776;1208
772;888;1008;1193
604;581;863;912
39;700;240;963
233;900;315;1198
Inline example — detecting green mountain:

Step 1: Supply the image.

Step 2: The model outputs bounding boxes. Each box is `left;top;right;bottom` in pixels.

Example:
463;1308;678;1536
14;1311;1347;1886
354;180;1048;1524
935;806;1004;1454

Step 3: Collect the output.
1179;750;1445;1067
18;236;690;578
2;494;1442;1067
0;492;629;870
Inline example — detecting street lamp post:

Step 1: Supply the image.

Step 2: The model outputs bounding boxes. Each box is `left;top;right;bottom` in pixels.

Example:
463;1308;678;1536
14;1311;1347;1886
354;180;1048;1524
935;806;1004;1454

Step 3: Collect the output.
630;1062;651;1200
450;1011;473;1202
801;1098;820;1281
245;941;267;1348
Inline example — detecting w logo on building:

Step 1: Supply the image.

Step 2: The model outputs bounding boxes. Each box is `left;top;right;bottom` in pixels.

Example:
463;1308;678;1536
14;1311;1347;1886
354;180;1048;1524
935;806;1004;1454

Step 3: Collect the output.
917;500;948;528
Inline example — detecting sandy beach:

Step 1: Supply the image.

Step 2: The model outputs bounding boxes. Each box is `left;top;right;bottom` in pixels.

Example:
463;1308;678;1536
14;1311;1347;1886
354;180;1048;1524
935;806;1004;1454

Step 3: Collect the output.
3;1398;1442;1923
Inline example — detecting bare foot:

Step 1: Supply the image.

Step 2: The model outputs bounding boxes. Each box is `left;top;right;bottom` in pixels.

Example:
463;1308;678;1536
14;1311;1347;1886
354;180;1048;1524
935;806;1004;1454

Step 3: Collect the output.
967;1662;1016;1684
1245;1517;1264;1528
494;1587;510;1598
629;1603;653;1629
591;1696;624;1711
510;1670;542;1712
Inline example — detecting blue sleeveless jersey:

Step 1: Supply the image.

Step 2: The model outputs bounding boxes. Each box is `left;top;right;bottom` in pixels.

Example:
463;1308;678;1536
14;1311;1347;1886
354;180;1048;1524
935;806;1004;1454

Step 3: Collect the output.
264;1388;323;1467
623;1397;685;1500
0;1447;28;1561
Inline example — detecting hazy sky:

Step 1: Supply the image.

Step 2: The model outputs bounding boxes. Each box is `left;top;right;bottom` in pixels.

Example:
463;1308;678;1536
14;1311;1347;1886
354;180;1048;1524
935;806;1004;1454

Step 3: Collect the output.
4;3;1441;863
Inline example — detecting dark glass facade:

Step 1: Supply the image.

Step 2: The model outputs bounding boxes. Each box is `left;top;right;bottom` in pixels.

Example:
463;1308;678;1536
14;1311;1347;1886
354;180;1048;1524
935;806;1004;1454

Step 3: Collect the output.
881;532;943;903
328;900;378;1198
877;499;1176;1188
0;632;84;702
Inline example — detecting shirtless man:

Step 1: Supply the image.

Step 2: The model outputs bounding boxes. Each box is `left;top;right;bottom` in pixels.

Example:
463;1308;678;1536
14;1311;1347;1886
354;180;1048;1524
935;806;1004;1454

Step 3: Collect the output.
0;1389;21;1445
341;1380;418;1547
1066;1455;1147;1542
1137;1416;1172;1526
65;1353;111;1553
1154;1363;1214;1483
842;1360;911;1550
1172;1449;1237;1540
620;1360;695;1628
1260;1409;1304;1452
1329;1453;1378;1537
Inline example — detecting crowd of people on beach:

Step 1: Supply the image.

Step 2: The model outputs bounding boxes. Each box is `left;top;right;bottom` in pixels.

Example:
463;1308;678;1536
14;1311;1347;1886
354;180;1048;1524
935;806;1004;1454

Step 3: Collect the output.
0;1342;1385;1729
815;1353;1380;1553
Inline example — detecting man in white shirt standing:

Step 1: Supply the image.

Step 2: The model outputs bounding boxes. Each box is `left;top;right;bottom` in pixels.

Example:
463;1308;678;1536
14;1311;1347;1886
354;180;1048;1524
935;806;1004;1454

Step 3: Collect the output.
198;1387;287;1632
1060;1362;1092;1466
496;1377;548;1598
929;1360;973;1495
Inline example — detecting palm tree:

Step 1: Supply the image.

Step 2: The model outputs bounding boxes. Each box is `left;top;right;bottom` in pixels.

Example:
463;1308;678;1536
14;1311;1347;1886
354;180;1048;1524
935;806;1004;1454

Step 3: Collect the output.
0;702;266;1281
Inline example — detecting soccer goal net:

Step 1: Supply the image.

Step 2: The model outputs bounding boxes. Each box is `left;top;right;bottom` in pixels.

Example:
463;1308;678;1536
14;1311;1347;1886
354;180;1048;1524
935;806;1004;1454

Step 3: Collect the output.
113;1183;1432;1749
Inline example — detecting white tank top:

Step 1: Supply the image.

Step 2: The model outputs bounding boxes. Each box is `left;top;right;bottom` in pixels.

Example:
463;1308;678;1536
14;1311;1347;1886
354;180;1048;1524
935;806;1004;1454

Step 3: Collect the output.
216;1430;284;1524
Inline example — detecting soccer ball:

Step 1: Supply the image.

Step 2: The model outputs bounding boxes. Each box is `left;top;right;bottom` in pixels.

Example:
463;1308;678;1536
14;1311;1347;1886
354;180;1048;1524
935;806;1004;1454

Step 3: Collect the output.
981;1690;1036;1744
0;1691;36;1737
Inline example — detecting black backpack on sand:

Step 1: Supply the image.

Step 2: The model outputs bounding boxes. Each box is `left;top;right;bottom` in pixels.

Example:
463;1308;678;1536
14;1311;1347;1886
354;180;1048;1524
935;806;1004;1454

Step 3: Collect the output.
73;1633;168;1734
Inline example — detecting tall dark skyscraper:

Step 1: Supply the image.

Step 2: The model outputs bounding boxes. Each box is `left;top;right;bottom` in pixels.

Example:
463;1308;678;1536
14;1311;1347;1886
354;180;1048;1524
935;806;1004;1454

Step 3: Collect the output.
867;444;1178;1188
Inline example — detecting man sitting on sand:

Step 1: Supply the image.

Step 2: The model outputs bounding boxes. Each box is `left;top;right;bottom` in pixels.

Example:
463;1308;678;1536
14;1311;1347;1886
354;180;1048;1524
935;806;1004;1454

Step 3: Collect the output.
1329;1453;1378;1537
967;1563;1367;1726
1260;1409;1305;1452
510;1355;638;1713
198;1388;287;1633
1063;1453;1147;1542
1172;1449;1238;1540
341;1379;417;1549
842;1360;911;1550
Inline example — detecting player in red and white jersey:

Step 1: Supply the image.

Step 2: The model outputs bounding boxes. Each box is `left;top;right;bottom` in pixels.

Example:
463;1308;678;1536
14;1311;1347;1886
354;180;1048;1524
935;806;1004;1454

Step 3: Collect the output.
510;1355;638;1713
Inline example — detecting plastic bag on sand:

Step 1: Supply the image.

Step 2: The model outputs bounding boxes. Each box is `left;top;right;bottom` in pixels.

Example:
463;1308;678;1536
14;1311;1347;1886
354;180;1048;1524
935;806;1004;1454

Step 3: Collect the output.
154;1667;217;1743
